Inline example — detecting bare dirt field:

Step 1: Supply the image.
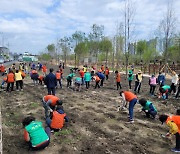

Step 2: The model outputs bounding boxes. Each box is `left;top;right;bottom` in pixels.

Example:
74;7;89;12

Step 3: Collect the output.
0;63;179;154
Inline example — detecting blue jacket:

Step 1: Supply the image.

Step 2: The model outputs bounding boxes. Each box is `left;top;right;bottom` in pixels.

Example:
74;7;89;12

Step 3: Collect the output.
45;72;57;88
157;74;165;85
97;72;105;79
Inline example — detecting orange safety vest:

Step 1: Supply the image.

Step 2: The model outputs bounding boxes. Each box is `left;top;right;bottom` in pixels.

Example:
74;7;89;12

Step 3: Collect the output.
7;73;15;83
166;116;180;133
1;66;5;72
116;73;121;82
95;76;100;82
42;66;47;73
38;76;44;81
44;95;59;106
21;71;26;78
79;70;84;78
3;77;7;82
124;91;137;102
32;70;37;74
50;111;66;129
105;69;109;75
56;72;61;80
101;66;105;72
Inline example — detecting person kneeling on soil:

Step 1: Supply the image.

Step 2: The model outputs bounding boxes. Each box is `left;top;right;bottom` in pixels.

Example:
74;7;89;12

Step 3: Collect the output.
139;98;157;119
159;114;180;153
46;105;68;131
159;85;171;99
22;116;50;150
42;95;63;117
119;91;138;123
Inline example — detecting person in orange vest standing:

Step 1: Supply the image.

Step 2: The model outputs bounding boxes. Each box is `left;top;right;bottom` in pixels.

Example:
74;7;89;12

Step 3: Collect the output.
42;95;63;117
6;70;15;92
46;105;68;131
0;64;5;76
56;70;62;89
159;114;180;152
42;64;47;76
115;71;122;90
119;91;138;123
78;69;85;85
105;67;109;80
101;65;105;73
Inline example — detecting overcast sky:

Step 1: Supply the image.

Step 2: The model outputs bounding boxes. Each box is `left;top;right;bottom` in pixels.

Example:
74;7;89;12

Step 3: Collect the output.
0;0;179;54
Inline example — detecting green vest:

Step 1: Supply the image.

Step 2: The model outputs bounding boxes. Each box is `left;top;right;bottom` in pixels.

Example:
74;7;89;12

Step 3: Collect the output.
25;121;49;147
143;101;157;112
162;85;170;90
128;70;133;81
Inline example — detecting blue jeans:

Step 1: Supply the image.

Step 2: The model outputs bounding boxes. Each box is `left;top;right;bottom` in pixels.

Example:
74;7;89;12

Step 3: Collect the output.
129;98;137;120
46;117;52;127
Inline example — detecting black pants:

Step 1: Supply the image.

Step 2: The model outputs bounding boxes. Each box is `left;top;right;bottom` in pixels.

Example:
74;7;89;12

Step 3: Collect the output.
175;133;180;150
48;88;55;95
150;85;156;95
134;81;141;93
106;75;108;80
6;82;14;91
176;86;180;98
67;79;72;87
95;81;100;89
143;109;157;119
57;79;62;88
129;80;132;89
100;78;104;86
85;81;90;89
38;79;43;85
117;82;122;90
170;83;177;94
16;80;23;90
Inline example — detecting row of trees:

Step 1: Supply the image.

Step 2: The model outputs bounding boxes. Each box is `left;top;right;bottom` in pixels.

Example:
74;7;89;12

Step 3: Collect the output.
39;0;179;73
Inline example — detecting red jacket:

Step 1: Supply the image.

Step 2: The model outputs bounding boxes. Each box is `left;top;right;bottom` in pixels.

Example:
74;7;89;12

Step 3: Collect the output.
79;70;85;78
7;73;15;83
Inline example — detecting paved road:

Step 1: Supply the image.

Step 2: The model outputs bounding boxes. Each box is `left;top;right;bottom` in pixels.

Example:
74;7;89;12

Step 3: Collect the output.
3;60;17;67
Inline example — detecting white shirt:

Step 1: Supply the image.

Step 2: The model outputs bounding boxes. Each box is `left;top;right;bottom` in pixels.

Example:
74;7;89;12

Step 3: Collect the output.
172;74;178;85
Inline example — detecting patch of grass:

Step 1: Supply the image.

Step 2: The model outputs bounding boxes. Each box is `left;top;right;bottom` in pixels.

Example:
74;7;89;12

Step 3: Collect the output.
62;138;72;144
54;129;73;136
30;102;39;109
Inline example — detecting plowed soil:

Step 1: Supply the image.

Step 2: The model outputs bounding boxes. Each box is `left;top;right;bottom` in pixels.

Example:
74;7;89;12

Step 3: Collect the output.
0;63;179;154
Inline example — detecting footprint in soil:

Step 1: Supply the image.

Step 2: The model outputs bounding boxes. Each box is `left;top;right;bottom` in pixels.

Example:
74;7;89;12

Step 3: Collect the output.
85;106;95;110
108;124;124;131
97;104;106;108
104;112;116;119
94;109;104;113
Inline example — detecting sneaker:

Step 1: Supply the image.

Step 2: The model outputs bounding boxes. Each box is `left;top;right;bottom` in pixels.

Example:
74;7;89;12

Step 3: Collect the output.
171;148;180;152
126;120;134;124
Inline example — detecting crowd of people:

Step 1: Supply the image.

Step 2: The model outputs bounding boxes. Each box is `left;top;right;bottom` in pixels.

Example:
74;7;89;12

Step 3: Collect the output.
0;62;180;152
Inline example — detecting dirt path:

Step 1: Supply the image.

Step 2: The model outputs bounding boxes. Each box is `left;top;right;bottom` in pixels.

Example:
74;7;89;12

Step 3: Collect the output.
0;64;179;154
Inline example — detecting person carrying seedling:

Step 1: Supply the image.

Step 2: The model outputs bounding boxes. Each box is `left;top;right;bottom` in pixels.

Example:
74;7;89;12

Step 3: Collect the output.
139;98;157;119
42;95;63;118
22;116;50;150
159;114;180;153
159;85;171;99
119;91;138;123
46;105;68;131
115;70;122;90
